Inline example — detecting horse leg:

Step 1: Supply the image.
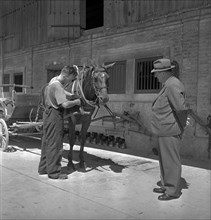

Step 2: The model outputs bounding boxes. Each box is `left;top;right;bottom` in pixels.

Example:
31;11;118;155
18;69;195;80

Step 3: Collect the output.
67;117;76;171
79;117;91;168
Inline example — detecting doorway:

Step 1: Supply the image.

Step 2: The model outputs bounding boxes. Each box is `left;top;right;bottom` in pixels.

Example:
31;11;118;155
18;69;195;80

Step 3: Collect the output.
14;73;23;92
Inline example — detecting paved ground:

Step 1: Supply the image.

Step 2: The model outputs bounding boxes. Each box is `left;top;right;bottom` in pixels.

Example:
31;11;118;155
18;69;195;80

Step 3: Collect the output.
0;135;210;219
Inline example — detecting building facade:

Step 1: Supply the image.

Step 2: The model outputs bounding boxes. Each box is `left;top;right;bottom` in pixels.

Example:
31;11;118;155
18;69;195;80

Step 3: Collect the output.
0;0;211;160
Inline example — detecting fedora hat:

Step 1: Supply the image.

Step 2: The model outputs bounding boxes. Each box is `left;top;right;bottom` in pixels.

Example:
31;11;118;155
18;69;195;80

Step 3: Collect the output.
151;58;175;73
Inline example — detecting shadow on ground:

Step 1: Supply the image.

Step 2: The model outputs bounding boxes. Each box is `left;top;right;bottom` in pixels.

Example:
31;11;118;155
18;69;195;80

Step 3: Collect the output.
157;177;190;198
8;135;211;170
157;178;190;191
62;149;128;173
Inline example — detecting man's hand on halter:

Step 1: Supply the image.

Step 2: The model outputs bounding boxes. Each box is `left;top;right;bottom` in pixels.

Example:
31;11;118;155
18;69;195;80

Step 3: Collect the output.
66;93;80;101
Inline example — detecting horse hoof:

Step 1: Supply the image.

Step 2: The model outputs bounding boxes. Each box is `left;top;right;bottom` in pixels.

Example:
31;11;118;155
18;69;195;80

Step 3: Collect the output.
67;164;76;171
79;162;86;169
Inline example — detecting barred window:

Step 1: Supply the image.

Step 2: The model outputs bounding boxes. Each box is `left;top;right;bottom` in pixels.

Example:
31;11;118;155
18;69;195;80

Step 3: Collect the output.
106;60;126;94
135;57;162;93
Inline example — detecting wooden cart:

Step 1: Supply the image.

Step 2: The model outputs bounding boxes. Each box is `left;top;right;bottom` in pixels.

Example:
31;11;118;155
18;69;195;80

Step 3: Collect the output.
0;84;43;151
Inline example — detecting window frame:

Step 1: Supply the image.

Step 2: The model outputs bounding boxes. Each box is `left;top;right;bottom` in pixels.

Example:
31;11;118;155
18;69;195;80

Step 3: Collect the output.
2;74;10;92
106;60;126;94
134;56;162;94
13;72;23;92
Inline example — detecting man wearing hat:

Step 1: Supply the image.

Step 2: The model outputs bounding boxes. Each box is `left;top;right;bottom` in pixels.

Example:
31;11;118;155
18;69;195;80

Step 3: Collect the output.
151;58;187;200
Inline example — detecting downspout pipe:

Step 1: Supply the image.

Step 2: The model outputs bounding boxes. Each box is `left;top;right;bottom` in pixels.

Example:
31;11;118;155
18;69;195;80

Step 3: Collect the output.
0;35;4;85
0;35;14;85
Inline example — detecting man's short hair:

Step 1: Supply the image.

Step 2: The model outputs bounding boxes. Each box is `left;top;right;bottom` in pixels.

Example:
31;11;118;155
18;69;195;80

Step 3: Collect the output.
61;65;78;77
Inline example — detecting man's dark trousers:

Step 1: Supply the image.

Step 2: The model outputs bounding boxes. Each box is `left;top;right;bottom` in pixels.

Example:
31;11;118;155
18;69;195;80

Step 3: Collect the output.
38;107;64;175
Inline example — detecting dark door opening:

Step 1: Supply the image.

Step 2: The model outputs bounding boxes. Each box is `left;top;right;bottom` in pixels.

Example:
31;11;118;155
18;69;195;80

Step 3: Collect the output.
86;0;103;30
14;73;23;92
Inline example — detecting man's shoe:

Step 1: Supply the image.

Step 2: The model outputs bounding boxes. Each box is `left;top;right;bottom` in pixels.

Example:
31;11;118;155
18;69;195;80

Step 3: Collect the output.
38;171;47;175
48;173;68;180
58;174;68;179
153;187;166;194
158;193;179;201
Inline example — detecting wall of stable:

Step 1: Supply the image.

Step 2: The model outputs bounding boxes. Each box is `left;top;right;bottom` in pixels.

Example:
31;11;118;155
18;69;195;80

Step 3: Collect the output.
1;6;211;160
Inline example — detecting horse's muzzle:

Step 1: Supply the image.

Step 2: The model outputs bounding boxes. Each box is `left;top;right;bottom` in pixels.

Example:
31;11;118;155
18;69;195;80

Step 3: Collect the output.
99;95;109;104
98;88;109;104
102;96;109;103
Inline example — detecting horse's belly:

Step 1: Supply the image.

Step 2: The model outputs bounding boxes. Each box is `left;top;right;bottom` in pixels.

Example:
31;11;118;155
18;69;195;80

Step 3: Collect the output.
75;114;91;124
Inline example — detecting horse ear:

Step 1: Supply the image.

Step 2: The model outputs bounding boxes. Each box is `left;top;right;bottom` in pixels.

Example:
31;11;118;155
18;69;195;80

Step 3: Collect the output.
102;62;115;69
89;58;98;68
82;64;86;71
73;65;79;74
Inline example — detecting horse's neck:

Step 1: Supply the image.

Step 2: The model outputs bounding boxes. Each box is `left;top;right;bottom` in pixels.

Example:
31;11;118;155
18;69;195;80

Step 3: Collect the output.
82;70;96;101
65;70;95;101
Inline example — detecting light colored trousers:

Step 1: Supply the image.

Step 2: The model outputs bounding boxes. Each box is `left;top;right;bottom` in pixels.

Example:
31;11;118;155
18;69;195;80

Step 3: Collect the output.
158;136;182;197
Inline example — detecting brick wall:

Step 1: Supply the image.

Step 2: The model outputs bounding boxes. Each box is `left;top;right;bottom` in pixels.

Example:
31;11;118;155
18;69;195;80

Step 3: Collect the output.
1;6;210;160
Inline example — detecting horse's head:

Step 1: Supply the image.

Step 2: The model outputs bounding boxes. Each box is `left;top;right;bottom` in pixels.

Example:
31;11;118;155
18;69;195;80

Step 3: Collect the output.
65;63;115;107
90;63;115;104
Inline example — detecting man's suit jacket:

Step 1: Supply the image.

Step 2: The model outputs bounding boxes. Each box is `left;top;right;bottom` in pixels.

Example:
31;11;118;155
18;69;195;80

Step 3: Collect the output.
151;76;187;136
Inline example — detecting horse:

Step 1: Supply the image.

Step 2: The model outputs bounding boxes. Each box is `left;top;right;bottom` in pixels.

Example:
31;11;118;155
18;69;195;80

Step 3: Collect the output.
64;63;115;170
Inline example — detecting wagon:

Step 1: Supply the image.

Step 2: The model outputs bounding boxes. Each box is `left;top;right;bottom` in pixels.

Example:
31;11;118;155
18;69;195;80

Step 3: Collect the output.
0;84;43;151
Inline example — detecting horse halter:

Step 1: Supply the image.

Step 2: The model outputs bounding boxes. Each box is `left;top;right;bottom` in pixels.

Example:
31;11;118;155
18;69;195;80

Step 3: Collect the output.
91;67;109;100
73;66;109;108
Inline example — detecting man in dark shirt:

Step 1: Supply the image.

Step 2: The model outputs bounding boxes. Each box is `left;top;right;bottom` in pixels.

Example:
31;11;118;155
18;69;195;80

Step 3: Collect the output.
38;65;81;179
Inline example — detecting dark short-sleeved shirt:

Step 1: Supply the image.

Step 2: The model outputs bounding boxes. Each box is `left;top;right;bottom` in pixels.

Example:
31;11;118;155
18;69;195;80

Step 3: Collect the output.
45;78;67;109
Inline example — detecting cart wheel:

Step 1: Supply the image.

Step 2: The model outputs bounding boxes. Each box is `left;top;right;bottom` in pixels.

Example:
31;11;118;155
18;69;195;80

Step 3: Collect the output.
0;118;9;151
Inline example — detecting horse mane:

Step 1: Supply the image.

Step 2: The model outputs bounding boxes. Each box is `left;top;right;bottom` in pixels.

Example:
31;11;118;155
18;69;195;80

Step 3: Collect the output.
80;66;97;102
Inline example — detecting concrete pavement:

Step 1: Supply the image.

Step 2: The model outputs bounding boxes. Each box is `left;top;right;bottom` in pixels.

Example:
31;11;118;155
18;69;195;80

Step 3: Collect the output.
0;135;210;219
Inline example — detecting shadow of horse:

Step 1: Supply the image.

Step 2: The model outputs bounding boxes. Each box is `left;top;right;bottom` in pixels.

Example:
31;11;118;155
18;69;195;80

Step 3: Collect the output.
62;149;128;174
